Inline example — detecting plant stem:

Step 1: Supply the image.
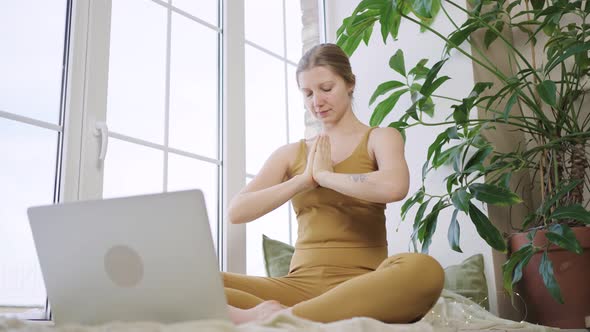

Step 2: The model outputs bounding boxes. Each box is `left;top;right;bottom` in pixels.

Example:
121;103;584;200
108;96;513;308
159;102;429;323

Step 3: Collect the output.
443;0;557;127
424;193;449;199
445;0;543;83
399;9;553;131
431;94;462;102
440;2;502;73
399;13;506;80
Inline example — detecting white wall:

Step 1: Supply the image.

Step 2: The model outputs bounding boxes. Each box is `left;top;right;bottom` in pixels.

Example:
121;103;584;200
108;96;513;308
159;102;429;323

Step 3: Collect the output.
325;0;501;316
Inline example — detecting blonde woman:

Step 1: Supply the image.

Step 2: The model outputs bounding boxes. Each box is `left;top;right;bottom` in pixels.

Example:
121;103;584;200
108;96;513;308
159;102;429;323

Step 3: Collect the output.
224;43;444;324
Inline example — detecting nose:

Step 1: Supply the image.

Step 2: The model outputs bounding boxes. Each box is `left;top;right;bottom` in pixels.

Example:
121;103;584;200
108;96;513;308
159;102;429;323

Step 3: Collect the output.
312;93;323;109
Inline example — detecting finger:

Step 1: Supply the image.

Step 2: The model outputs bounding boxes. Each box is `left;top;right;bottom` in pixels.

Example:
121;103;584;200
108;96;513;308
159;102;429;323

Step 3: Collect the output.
317;136;324;159
314;136;322;154
314;135;322;149
308;136;320;162
314;137;324;166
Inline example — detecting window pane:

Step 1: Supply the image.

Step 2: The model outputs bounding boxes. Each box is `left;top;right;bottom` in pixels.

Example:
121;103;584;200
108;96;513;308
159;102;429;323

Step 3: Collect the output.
0;1;66;124
103;139;163;199
169;12;218;159
287;65;305;143
285;0;303;63
246;185;290;276
167;154;218;248
107;0;167;144
172;0;218;27
0;119;55;313
245;46;287;174
245;0;283;55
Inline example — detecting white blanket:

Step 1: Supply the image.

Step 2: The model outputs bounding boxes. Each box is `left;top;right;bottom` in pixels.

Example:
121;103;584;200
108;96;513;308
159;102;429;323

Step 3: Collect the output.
0;291;557;332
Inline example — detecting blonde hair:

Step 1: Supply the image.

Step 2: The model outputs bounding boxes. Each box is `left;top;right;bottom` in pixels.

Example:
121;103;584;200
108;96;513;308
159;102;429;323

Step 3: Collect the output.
296;43;356;91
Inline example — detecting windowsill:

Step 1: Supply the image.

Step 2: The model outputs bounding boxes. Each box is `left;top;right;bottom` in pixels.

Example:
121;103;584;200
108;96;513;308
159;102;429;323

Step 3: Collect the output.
0;306;46;320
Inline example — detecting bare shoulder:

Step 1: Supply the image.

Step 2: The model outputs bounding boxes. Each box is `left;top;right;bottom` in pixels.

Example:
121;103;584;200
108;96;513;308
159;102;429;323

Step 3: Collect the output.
369;126;404;147
241;141;301;194
253;141;301;181
273;141;301;159
274;140;303;169
368;127;407;171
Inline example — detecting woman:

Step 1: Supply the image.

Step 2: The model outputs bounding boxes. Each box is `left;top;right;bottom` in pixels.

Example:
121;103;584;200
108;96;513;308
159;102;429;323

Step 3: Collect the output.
224;43;444;324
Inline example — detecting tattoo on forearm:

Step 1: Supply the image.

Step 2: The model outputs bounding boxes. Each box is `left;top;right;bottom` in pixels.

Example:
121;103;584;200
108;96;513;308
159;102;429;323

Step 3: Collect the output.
350;174;368;183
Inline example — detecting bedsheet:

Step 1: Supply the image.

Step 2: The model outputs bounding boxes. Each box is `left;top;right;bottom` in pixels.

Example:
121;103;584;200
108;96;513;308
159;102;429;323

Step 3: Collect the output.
0;290;557;332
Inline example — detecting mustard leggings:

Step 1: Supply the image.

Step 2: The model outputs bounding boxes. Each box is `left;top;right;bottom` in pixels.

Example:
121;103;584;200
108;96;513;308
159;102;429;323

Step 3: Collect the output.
222;247;444;323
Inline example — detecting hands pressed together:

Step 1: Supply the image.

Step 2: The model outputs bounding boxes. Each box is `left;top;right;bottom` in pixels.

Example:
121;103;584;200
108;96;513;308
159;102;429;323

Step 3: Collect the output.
300;135;334;190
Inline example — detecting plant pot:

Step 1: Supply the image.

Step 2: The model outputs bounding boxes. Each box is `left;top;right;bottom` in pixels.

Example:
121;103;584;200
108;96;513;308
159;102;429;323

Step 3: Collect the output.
509;226;590;329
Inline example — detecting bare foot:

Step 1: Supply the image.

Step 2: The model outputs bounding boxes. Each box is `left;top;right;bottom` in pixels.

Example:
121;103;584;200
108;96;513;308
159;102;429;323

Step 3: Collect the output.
228;300;287;325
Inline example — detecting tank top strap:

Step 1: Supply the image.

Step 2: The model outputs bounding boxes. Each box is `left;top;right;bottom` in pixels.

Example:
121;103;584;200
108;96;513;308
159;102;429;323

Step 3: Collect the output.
287;139;307;178
354;126;378;159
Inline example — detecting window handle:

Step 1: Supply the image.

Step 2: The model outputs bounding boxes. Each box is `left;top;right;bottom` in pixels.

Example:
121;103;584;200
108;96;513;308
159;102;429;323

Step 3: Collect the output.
94;121;109;162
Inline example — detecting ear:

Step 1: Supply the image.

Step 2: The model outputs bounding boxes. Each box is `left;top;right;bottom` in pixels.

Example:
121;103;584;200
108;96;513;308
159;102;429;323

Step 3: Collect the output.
347;86;354;96
347;82;355;96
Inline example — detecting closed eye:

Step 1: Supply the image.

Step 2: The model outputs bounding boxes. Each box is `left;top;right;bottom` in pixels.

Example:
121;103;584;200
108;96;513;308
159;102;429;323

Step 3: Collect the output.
303;87;332;97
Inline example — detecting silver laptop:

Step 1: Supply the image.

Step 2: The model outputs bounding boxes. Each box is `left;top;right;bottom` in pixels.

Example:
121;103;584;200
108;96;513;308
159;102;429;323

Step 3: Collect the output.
27;189;229;325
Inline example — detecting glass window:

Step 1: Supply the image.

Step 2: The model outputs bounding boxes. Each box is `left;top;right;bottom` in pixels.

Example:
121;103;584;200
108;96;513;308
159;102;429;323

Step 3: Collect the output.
102;0;221;250
245;179;291;276
172;0;218;26
0;120;57;316
0;0;68;318
245;46;287;174
244;0;303;275
0;1;66;124
287;65;305;143
169;11;219;159
107;0;167;144
102;139;164;198
168;154;219;247
1;0;308;304
245;0;283;54
285;0;303;63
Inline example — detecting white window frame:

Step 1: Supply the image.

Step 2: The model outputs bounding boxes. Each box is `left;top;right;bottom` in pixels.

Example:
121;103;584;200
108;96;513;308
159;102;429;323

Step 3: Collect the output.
221;0;246;273
0;5;326;319
62;0;326;274
61;0;247;273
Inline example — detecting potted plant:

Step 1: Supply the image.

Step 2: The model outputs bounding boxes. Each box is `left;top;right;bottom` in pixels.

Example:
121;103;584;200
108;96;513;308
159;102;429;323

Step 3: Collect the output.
336;0;590;328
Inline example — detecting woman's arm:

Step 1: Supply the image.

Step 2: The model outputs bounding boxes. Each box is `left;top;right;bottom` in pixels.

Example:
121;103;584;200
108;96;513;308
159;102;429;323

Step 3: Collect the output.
228;139;319;224
314;127;410;204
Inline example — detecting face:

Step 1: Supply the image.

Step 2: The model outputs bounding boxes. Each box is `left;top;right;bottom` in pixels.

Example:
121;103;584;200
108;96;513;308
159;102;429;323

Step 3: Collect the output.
297;66;354;125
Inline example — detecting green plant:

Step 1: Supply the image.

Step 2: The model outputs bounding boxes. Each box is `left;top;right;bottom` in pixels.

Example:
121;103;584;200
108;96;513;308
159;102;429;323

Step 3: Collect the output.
336;0;590;303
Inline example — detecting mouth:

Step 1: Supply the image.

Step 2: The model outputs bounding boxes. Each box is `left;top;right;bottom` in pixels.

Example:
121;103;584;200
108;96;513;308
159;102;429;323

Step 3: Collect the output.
316;110;331;117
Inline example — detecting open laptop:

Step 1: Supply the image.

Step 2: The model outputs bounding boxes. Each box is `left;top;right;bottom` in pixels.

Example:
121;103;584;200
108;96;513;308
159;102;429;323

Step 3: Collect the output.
27;189;230;325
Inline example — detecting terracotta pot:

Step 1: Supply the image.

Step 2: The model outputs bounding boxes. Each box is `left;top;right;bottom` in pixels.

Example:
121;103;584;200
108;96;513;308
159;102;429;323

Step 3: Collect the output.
509;226;590;329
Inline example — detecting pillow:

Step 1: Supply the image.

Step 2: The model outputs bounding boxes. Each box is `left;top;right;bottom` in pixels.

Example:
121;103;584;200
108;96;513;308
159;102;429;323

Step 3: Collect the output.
261;235;489;310
443;254;489;310
262;234;294;278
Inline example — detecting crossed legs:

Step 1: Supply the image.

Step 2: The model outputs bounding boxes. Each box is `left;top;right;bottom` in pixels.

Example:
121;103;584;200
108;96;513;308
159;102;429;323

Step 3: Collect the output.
223;253;444;325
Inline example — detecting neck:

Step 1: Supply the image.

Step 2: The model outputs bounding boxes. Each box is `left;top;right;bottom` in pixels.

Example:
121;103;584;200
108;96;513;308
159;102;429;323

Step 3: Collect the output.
320;108;365;136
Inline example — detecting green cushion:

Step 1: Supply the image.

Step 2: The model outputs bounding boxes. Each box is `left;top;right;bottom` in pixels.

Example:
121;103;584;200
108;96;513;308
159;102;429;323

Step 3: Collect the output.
262;234;294;278
443;254;489;310
261;235;489;310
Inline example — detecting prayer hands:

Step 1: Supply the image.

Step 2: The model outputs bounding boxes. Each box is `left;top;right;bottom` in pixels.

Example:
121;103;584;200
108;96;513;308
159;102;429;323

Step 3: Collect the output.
301;137;320;190
299;135;334;191
312;135;334;185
